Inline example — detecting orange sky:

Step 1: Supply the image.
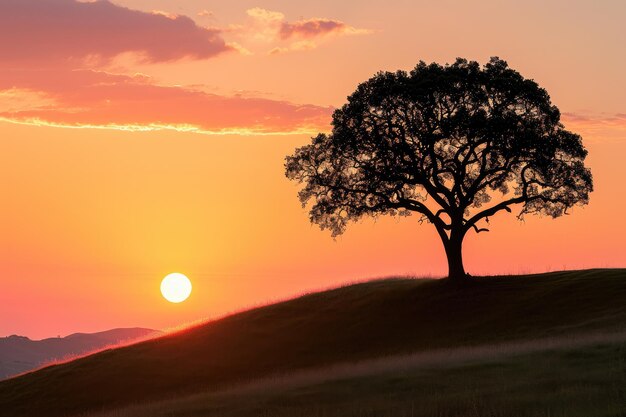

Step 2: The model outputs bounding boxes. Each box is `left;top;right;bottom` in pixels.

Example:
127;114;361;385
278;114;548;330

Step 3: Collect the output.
1;0;625;339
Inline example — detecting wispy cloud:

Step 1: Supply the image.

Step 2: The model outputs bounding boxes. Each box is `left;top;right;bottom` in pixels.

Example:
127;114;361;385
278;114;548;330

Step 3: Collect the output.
279;17;371;40
197;9;215;19
561;112;626;140
240;7;372;54
0;70;333;135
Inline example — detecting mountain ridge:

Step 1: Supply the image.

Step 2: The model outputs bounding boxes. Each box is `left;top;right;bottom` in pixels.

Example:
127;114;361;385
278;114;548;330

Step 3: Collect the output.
0;327;160;380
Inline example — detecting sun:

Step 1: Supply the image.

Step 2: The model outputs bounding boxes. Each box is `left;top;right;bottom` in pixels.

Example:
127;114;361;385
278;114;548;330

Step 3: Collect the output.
160;273;192;303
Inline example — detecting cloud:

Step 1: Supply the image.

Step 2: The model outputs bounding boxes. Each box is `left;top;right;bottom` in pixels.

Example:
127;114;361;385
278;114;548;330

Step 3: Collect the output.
197;9;215;18
247;7;285;24
0;0;232;64
227;42;253;56
0;89;57;113
242;7;371;54
269;47;290;55
0;1;334;134
269;41;316;55
279;18;372;40
561;112;626;141
0;70;333;135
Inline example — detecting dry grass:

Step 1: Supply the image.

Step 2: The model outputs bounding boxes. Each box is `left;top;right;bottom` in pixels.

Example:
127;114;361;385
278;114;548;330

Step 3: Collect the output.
93;331;626;417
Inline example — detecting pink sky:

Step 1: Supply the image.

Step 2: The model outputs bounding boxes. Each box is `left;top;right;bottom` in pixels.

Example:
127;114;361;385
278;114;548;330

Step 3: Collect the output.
1;0;625;339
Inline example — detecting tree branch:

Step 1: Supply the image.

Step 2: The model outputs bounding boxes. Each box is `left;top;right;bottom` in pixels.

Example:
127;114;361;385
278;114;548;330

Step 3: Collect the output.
463;196;523;232
470;224;490;234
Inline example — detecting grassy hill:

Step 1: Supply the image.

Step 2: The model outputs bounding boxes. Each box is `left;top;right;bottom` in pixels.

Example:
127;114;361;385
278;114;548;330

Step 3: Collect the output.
1;269;625;417
95;333;626;417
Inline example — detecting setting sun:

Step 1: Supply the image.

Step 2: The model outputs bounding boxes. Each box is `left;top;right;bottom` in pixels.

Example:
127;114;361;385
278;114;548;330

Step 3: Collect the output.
160;273;192;303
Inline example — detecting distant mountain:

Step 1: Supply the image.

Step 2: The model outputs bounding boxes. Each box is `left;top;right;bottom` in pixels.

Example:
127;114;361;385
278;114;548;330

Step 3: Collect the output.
0;327;160;380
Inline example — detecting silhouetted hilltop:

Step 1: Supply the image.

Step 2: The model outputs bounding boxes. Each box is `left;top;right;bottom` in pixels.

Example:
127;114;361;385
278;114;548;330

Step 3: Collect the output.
0;269;624;417
0;327;159;380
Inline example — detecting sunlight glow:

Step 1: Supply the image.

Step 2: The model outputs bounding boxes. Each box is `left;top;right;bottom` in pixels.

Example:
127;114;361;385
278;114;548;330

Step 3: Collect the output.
161;273;192;303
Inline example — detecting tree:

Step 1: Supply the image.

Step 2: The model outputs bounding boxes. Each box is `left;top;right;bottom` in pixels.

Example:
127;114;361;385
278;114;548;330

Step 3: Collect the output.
285;58;592;281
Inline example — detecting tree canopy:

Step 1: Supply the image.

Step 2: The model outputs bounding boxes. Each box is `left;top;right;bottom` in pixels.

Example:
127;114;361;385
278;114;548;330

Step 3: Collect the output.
285;57;592;280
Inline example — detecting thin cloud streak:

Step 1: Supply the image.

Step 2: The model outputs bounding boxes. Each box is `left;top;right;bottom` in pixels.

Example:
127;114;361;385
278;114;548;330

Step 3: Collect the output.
0;71;333;135
562;112;626;141
279;18;371;39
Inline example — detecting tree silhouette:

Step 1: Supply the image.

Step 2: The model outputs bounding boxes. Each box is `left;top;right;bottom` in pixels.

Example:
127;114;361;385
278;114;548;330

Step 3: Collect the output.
285;58;592;281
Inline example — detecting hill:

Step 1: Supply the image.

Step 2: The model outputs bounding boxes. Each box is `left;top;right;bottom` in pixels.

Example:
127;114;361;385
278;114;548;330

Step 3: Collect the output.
0;269;625;417
0;328;159;380
94;332;626;417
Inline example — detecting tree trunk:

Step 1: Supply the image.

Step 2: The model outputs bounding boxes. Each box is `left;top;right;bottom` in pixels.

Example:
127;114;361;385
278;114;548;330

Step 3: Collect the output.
444;234;467;281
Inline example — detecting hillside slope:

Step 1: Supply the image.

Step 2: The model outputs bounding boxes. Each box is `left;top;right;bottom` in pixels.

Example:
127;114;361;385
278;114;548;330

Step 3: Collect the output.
0;269;625;417
94;333;626;417
0;328;159;380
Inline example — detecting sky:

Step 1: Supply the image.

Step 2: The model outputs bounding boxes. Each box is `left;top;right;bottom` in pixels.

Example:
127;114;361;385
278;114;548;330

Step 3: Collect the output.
1;0;625;339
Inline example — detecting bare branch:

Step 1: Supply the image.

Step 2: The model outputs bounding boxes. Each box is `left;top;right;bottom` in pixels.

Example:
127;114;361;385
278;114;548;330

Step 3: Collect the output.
471;224;490;234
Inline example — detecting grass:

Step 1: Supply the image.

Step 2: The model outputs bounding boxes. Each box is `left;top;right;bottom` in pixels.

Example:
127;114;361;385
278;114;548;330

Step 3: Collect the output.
1;269;625;416
94;333;626;417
